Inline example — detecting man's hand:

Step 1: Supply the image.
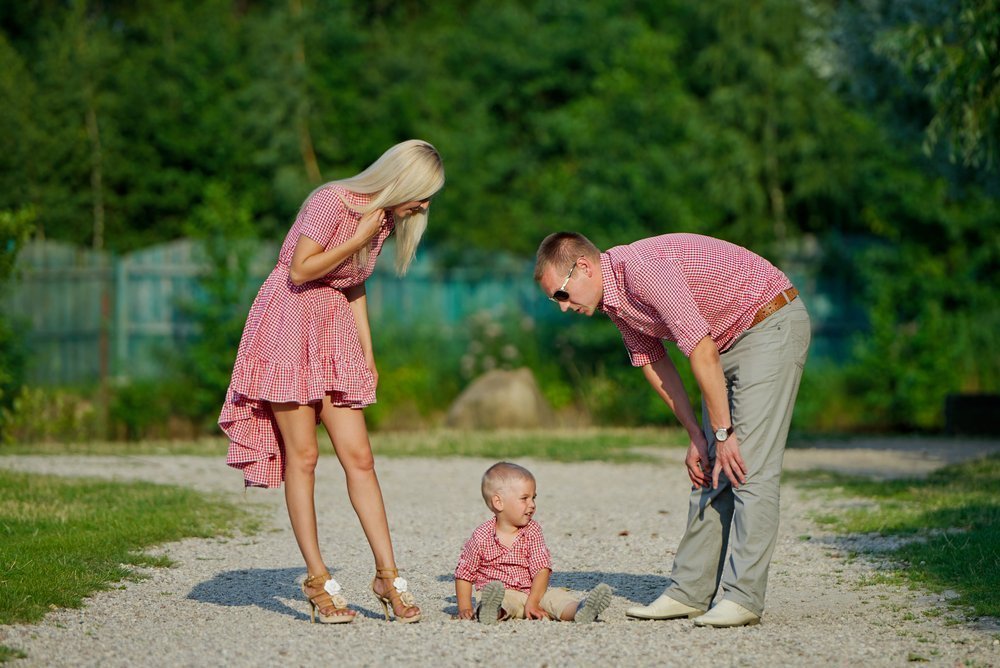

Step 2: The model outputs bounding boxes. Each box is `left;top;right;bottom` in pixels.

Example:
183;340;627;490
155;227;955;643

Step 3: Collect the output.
457;607;475;621
713;433;747;489
525;602;550;620
685;439;712;488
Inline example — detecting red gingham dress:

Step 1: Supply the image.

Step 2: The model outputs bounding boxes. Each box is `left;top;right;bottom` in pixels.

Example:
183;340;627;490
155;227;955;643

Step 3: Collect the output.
220;186;394;488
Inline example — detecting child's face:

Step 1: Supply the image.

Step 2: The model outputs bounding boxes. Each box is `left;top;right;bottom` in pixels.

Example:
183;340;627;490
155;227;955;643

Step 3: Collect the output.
494;477;537;529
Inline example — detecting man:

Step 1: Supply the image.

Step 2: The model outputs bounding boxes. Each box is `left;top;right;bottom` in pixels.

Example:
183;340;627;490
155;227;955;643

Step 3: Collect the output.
534;231;810;627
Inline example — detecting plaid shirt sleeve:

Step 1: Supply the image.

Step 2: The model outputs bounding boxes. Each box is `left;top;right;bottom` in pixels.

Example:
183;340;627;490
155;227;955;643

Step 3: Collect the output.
454;531;483;583
522;521;552;579
609;313;668;367
628;257;711;358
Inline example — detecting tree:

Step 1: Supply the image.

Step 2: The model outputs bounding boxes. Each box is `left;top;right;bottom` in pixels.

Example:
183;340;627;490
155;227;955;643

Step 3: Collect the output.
877;0;1000;169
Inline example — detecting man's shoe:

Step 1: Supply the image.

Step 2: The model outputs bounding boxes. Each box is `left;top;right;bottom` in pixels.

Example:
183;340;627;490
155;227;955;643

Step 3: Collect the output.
625;594;704;620
692;600;761;628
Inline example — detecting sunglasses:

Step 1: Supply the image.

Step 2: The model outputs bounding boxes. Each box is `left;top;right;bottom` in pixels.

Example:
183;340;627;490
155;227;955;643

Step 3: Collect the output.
548;260;579;303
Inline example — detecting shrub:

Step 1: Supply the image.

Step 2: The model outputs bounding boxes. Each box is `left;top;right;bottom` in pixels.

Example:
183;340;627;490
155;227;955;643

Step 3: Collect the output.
0;207;34;440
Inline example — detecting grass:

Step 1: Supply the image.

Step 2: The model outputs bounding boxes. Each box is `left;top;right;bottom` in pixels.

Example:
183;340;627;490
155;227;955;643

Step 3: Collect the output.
787;453;1000;619
0;646;26;662
0;427;688;462
0;469;260;626
370;427;686;461
0;437;228;457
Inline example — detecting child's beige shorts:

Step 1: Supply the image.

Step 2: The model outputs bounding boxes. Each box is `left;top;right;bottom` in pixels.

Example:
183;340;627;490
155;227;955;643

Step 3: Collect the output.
496;587;579;621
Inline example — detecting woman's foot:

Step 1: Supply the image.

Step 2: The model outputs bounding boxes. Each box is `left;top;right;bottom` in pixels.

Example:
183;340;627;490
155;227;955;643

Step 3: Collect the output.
371;567;421;622
302;573;356;624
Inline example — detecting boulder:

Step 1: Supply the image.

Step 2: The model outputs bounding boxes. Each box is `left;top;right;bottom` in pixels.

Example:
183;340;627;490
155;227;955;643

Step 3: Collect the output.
445;368;554;429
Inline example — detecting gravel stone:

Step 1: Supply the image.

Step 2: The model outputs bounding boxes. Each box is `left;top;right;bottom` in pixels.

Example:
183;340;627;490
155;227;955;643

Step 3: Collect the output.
1;438;998;667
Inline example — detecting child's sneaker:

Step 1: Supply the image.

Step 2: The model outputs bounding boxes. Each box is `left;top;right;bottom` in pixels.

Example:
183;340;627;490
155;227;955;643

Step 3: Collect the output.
575;583;612;623
478;581;506;625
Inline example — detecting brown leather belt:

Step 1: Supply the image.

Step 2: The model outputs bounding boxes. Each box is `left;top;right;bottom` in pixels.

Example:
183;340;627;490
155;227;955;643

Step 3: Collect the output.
749;287;798;328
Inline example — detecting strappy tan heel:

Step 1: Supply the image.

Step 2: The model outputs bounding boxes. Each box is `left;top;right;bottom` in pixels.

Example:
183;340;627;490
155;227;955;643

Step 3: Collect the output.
371;567;421;623
302;572;356;624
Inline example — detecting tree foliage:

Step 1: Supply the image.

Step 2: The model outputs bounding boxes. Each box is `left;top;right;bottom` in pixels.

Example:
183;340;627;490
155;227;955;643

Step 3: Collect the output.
2;0;998;430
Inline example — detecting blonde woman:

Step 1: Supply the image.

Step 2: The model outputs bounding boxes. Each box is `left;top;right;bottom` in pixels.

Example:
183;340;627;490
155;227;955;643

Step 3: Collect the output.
220;140;444;624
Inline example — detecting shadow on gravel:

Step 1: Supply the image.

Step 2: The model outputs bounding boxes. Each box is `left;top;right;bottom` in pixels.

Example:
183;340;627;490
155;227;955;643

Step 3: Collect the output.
435;571;670;615
186;568;407;621
187;567;309;620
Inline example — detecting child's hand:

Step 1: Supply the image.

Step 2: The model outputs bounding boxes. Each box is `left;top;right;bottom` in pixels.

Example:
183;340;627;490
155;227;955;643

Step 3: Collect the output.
457;607;476;621
525;603;550;620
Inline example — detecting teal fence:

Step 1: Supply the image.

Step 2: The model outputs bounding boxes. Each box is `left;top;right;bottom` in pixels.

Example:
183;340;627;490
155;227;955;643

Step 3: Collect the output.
3;239;856;386
2;239;554;385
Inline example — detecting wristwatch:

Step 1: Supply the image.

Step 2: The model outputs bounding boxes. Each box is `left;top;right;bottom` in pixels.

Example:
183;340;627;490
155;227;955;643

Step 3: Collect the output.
714;425;734;442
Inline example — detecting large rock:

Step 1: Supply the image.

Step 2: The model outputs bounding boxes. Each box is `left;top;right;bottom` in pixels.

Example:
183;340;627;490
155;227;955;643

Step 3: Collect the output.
445;368;554;429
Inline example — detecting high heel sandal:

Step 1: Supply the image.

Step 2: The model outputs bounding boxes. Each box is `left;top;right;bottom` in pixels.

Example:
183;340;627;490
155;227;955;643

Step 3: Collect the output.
301;572;356;624
371;567;421;623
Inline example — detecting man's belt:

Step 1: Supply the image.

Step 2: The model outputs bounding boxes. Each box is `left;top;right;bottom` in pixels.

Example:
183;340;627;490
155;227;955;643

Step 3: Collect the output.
749;287;798;328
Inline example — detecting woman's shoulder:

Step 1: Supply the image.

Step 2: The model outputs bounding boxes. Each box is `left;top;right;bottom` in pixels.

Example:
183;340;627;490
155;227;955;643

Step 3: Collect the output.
309;184;372;209
307;185;348;207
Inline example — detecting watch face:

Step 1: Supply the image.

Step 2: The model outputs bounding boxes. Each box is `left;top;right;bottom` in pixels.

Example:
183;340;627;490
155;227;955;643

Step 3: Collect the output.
715;428;729;441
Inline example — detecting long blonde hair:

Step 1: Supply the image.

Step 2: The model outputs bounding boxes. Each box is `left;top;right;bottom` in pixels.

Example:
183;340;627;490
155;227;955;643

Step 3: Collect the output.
310;139;444;275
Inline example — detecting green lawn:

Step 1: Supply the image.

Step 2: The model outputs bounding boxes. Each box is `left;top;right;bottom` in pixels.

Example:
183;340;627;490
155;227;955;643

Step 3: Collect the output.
0;426;688;462
788;454;1000;618
0;469;260;626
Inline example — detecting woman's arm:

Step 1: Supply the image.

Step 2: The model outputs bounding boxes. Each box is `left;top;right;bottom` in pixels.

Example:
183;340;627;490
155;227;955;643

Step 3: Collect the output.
345;282;377;387
288;208;385;285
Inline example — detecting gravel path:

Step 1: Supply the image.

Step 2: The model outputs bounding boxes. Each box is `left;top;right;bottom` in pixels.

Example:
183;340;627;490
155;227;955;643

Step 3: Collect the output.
1;439;999;667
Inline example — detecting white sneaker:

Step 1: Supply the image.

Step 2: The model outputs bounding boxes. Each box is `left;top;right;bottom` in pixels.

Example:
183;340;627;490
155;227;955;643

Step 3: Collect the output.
625;594;704;620
693;600;761;627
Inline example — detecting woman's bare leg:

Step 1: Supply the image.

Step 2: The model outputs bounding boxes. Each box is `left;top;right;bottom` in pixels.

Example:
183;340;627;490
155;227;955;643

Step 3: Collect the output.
272;402;325;573
272;401;354;619
319;397;418;618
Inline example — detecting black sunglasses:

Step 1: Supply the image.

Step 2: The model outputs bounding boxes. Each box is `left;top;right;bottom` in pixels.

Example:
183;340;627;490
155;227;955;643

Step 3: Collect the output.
549;261;579;303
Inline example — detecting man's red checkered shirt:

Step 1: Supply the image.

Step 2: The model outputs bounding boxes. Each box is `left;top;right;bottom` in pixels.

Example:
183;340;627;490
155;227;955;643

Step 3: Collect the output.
598;233;792;364
454;517;552;593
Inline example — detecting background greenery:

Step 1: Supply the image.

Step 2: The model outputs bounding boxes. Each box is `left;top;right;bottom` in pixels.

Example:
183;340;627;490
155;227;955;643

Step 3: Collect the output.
1;0;998;438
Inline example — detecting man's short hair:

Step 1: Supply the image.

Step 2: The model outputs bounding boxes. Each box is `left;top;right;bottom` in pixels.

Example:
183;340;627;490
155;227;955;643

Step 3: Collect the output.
481;461;535;510
534;231;600;282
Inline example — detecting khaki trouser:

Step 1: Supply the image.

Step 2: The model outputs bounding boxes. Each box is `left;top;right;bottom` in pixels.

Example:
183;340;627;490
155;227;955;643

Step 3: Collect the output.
663;299;811;616
480;587;579;621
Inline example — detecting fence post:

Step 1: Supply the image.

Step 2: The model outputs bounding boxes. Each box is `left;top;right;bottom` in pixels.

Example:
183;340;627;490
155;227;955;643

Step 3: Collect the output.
114;254;128;380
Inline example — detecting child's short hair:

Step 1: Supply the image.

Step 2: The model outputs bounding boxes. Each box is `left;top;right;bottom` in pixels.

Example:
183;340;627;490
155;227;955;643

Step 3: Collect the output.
481;462;535;510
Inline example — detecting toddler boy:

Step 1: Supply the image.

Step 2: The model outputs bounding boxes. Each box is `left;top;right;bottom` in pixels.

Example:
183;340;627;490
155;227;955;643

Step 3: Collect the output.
454;461;612;624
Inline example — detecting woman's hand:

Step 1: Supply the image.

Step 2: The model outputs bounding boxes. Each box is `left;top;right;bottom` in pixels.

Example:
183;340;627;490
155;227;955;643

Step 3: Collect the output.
353;208;386;245
457;607;476;621
365;355;379;391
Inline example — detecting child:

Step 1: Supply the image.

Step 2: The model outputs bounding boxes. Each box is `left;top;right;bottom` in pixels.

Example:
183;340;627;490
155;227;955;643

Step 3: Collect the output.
454;461;612;624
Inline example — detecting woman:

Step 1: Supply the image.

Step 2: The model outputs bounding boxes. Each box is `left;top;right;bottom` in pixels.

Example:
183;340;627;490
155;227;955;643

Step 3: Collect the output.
220;139;444;624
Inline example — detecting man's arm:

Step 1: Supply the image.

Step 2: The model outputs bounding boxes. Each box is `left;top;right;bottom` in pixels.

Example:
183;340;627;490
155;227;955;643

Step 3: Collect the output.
688;335;746;488
455;579;476;620
642;354;711;488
